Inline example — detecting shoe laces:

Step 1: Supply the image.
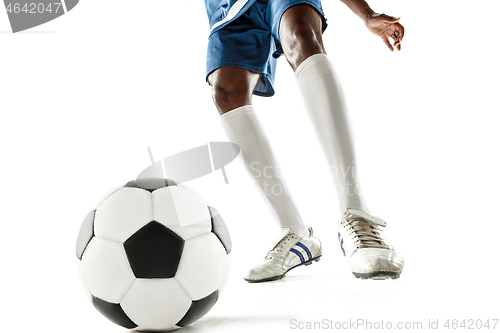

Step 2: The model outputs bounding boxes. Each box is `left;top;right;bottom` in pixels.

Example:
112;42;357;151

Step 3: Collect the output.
341;210;389;250
265;231;298;260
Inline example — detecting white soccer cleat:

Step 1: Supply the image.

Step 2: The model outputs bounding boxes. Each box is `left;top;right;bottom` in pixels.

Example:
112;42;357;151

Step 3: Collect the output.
338;208;404;280
244;227;322;283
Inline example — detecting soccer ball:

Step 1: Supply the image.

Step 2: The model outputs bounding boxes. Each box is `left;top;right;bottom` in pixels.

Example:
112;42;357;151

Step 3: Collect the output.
75;178;232;331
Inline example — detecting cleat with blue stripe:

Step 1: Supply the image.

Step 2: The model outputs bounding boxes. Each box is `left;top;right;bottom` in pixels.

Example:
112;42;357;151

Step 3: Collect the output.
244;227;322;283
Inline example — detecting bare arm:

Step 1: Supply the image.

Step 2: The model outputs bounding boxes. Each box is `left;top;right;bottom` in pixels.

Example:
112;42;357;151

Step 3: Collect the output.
340;0;405;51
340;0;375;23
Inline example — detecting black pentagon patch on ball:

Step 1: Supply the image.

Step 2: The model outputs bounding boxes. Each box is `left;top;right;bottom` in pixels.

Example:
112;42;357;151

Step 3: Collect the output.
125;178;177;192
92;296;137;329
124;221;184;278
208;206;232;254
76;210;96;260
176;290;219;327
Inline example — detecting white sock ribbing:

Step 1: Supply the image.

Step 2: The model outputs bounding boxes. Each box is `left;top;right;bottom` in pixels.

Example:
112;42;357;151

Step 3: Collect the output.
295;53;368;216
220;105;309;237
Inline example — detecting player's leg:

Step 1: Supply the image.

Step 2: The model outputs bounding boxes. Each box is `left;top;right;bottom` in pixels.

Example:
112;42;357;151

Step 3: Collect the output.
209;66;310;237
206;2;327;279
277;4;404;279
208;66;322;282
279;4;366;215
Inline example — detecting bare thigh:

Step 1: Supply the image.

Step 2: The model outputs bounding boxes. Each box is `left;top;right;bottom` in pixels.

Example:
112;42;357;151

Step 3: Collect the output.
279;4;326;71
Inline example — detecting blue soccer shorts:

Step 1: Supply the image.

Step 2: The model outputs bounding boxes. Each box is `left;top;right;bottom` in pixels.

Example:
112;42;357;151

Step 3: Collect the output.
205;0;327;97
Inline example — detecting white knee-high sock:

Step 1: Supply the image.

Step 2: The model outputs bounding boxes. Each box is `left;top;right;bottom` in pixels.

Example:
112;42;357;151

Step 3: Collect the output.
220;105;309;237
295;53;368;216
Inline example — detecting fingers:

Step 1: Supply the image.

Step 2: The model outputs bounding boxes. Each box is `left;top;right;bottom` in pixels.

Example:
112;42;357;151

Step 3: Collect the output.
394;25;404;51
392;31;401;51
398;24;405;42
380;14;400;23
386;24;404;52
394;39;401;51
392;32;398;43
370;13;404;52
391;35;398;49
383;38;394;52
381;30;397;52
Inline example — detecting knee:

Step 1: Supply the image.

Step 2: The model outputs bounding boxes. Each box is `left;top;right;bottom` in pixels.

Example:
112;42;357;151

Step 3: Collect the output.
284;25;325;69
287;24;321;49
212;82;251;114
209;76;255;115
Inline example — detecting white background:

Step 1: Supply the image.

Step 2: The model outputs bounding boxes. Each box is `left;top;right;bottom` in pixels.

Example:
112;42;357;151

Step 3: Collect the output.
1;0;500;332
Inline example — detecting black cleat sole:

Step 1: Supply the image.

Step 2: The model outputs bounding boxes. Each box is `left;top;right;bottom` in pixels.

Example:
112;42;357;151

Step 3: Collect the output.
353;271;401;280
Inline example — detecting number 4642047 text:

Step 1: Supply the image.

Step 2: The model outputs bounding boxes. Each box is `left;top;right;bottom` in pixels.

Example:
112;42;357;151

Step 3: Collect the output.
6;3;62;14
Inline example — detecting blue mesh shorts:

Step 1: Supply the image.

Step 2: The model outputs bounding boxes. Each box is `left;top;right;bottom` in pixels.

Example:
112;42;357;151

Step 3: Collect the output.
205;0;327;97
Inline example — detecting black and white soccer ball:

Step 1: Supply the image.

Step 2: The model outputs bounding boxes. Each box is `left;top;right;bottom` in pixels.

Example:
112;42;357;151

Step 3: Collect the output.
75;178;232;331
